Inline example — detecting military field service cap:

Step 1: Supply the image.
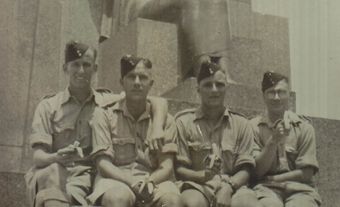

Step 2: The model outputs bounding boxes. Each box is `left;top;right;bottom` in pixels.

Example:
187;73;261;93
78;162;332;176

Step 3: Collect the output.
65;40;92;63
197;61;223;83
120;54;152;78
261;71;288;92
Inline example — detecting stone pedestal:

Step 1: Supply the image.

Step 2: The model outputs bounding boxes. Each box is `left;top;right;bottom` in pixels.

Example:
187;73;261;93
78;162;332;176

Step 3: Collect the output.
98;18;179;96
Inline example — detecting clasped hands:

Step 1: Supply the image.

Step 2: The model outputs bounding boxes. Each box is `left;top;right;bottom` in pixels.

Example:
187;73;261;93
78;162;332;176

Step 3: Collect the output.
131;178;156;206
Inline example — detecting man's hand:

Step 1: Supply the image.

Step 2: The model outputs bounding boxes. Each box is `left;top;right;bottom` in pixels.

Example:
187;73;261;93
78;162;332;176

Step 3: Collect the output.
215;183;233;207
55;142;83;165
147;128;165;151
271;120;289;145
283;110;301;130
131;179;155;205
203;143;222;182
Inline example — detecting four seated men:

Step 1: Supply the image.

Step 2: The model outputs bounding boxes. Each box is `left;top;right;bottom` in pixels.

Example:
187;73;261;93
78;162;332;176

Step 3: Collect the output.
26;41;321;207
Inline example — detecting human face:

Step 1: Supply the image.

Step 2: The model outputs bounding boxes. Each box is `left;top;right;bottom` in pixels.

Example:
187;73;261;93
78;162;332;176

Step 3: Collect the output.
263;79;289;113
63;50;97;89
120;62;153;101
197;71;227;108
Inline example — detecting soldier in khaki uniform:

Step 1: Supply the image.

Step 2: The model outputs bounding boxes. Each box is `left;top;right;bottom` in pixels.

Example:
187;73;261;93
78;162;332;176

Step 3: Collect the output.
25;41;169;207
173;62;261;207
87;55;181;207
251;71;322;207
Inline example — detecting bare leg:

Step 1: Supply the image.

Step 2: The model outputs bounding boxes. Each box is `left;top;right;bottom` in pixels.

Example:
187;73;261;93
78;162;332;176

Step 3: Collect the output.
181;189;209;207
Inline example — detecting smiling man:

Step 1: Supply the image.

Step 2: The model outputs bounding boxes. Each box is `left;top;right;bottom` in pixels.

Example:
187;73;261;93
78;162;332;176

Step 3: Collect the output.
87;55;181;207
25;41;169;207
173;61;261;207
251;71;322;207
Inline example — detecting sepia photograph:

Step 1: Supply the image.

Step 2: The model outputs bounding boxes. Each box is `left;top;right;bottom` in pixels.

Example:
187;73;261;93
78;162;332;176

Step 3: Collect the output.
0;0;339;206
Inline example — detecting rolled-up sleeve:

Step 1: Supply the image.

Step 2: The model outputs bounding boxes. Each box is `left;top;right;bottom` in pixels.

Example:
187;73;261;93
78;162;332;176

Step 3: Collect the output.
235;119;256;169
249;119;263;158
30;100;53;151
175;118;192;167
295;122;319;172
162;115;178;154
89;107;115;161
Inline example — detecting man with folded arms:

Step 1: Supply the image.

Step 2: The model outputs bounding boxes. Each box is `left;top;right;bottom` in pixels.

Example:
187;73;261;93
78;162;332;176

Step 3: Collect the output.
251;71;322;207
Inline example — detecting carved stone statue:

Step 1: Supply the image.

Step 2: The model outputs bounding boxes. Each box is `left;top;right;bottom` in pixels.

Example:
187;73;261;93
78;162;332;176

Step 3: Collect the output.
100;0;235;82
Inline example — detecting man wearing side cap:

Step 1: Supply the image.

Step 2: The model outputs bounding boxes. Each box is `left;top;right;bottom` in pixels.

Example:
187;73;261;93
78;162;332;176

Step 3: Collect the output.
250;71;322;207
25;41;169;207
87;55;181;207
172;61;261;207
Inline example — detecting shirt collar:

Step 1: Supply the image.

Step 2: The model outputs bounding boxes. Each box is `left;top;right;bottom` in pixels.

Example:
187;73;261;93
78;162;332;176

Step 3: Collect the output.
61;87;95;105
194;106;230;121
114;98;151;122
257;111;302;128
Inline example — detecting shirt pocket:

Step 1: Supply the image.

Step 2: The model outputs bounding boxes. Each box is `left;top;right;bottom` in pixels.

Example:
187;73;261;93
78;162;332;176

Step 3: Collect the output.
187;141;211;170
77;120;92;154
285;146;298;169
52;121;76;152
111;137;137;165
221;142;237;174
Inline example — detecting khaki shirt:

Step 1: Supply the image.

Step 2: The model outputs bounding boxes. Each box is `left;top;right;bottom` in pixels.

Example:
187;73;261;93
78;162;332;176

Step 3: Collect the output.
90;99;177;169
250;114;319;175
174;107;255;175
30;88;121;156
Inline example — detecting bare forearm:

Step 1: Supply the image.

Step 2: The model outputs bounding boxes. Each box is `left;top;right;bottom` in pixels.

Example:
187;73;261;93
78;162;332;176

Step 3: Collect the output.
149;155;174;184
176;166;205;183
97;158;134;186
148;96;168;130
229;166;251;189
149;165;171;184
269;168;314;183
255;137;278;177
33;148;58;168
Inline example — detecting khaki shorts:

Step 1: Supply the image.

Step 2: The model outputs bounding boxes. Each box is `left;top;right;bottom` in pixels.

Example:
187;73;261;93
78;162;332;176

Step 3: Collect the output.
178;179;255;205
88;177;179;205
25;163;93;207
254;182;322;206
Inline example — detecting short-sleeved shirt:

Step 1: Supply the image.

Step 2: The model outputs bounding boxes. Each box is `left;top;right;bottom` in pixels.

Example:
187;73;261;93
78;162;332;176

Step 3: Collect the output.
174;107;255;175
250;114;319;176
30;88;121;156
90;99;177;170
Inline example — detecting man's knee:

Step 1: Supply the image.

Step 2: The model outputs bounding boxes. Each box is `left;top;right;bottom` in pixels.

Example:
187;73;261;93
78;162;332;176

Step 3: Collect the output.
259;197;284;207
35;187;69;207
231;188;262;207
181;190;208;207
285;194;319;207
37;163;67;189
158;193;182;207
101;188;134;207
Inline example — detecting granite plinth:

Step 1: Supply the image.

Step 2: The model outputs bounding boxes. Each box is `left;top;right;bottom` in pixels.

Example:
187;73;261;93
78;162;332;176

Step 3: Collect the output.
0;172;26;207
98;18;179;96
312;117;340;207
0;0;39;148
